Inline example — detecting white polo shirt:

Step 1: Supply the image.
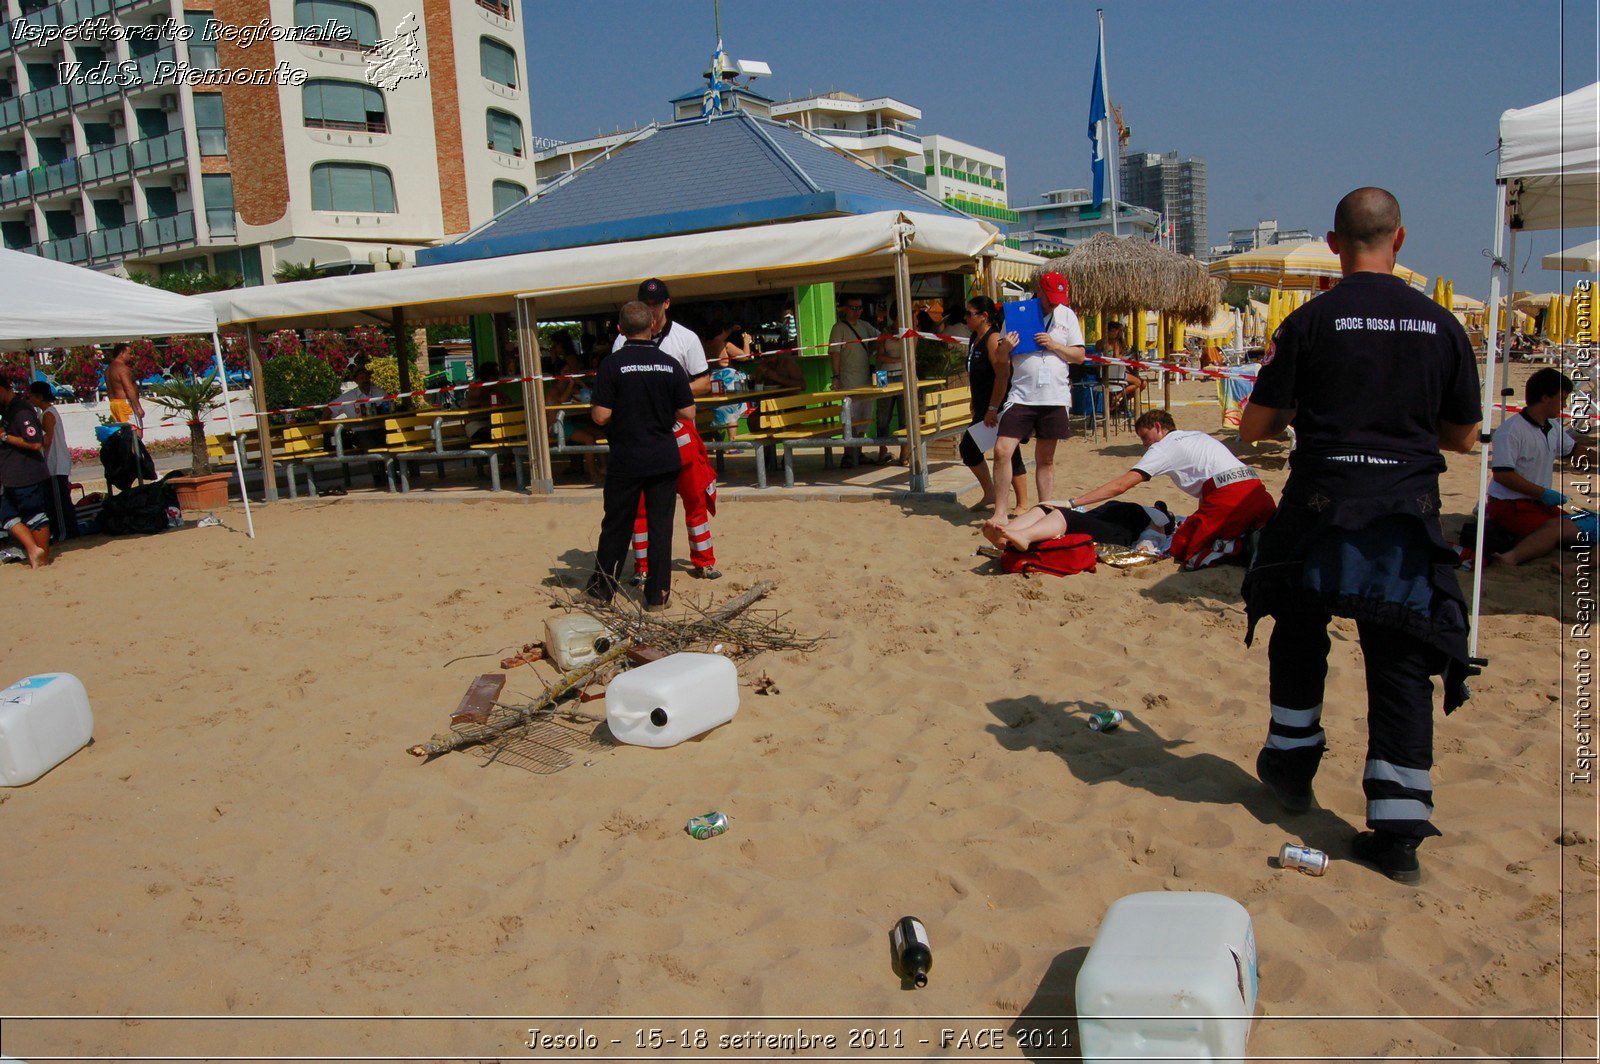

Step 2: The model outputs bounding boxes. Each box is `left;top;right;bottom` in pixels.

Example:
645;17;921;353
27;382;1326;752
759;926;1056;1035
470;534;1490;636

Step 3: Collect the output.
1133;429;1253;499
1007;304;1083;408
614;320;708;379
1488;410;1574;500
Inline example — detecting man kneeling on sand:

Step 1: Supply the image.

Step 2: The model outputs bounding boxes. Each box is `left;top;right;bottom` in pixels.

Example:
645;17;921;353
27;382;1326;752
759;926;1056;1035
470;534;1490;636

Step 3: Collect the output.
1485;368;1596;568
984;410;1275;569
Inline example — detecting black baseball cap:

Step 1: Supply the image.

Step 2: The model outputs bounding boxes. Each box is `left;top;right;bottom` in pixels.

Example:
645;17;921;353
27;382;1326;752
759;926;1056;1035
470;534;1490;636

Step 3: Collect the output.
638;278;670;303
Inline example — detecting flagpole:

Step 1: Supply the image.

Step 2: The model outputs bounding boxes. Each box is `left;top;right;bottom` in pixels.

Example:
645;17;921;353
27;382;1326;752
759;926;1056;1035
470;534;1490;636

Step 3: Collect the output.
1099;9;1120;237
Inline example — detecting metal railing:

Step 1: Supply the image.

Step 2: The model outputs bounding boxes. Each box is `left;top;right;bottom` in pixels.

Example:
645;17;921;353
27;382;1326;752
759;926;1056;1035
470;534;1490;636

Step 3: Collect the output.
88;219;140;259
138;209;195;250
36;232;87;262
126;45;177;91
0;168;30;205
475;0;512;16
31;156;79;195
305;116;389;134
0;96;17;132
883;165;927;190
72;75;122;105
21;83;71;121
80;140;130;182
130;128;184;170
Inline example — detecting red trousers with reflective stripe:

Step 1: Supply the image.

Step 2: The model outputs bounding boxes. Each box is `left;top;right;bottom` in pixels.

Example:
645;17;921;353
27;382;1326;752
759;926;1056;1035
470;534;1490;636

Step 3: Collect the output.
634;420;715;573
1168;478;1276;569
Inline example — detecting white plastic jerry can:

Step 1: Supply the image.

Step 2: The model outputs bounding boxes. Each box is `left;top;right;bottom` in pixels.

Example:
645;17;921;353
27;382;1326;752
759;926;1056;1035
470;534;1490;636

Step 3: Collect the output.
1075;891;1258;1064
544;615;615;671
0;673;94;786
605;653;738;748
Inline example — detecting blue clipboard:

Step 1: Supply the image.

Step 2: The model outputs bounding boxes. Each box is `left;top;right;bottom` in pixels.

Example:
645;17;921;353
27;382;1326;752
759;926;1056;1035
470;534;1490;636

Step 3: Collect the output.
1002;298;1045;355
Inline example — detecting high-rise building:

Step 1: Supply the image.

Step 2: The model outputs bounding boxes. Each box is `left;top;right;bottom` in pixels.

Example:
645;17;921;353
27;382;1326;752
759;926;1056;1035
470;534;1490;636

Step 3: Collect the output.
1118;149;1207;259
1011;187;1158;253
0;0;532;282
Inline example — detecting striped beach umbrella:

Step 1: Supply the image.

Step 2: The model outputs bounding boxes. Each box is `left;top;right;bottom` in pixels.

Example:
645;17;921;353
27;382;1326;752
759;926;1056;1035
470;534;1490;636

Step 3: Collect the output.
1208;240;1429;291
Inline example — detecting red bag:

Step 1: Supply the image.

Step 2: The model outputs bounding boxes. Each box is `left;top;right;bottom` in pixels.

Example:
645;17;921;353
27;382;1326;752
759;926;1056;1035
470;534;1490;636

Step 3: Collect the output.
999;533;1097;577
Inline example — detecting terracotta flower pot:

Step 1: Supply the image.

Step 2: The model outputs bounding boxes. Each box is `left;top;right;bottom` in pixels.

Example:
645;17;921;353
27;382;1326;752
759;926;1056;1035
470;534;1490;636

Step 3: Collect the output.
170;472;232;512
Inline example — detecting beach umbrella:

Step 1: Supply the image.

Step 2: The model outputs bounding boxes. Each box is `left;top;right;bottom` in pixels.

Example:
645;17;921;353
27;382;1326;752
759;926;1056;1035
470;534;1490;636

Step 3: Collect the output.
1547;295;1565;343
1542;238;1600;272
1189;305;1237;340
1445;279;1455;313
1431;276;1446;307
1039;233;1220;324
1208;240;1429;291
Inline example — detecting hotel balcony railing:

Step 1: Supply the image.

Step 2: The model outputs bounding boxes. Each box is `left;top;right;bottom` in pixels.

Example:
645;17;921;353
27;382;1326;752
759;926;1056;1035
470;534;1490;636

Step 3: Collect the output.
475;0;512;17
31;155;79;195
883;165;927;191
21;83;71;122
88;219;140;259
71;74;123;106
0;168;30;205
305;116;389;134
79;140;130;183
113;0;166;12
31;213;187;266
138;209;194;250
0;20;11;54
130;128;184;170
4;0;114;55
125;45;178;92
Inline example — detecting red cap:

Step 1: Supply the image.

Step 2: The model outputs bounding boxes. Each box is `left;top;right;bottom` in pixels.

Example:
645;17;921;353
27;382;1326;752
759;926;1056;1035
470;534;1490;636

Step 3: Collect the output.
1038;271;1070;307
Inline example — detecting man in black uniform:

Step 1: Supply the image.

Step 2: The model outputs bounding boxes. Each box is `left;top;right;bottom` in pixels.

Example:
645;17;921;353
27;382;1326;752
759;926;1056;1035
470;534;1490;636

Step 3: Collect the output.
1240;188;1481;884
0;374;53;568
586;301;695;611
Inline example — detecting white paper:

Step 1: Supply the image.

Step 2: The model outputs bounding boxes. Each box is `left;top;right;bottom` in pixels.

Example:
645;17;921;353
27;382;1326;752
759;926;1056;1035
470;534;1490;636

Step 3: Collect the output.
965;420;999;452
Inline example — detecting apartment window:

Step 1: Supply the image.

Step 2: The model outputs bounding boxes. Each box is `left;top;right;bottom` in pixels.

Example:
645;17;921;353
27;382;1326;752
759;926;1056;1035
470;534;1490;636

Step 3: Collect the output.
92;198;126;229
479;37;517;88
486;109;522;156
44;209;77;239
81;122;115;150
302;79;386;133
34;136;66;164
193;93;227;154
0;148;20;173
25;63;59;91
186;12;218;70
491;179;525;214
135;108;169;140
144;185;178;218
74;44;107;69
476;0;512;18
294;0;380;49
310;161;395;212
202;173;235;235
213;245;263;286
160;255;208;277
126;25;162;59
1;220;31;249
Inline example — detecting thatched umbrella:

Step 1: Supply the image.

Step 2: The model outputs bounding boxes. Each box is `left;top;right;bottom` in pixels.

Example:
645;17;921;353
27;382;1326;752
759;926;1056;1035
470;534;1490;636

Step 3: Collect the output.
1034;233;1220;325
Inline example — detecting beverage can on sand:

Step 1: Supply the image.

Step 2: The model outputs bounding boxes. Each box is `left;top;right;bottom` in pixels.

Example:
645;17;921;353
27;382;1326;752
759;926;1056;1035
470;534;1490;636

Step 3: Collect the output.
686;811;729;840
1279;842;1328;876
1088;710;1124;732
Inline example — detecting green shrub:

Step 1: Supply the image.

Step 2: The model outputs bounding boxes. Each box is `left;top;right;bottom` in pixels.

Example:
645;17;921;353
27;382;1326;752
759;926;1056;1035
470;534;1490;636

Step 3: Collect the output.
261;352;339;423
367;354;431;410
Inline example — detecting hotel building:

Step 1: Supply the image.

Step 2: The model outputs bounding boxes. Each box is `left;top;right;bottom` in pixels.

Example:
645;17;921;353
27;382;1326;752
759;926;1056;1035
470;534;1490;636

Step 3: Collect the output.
0;0;533;282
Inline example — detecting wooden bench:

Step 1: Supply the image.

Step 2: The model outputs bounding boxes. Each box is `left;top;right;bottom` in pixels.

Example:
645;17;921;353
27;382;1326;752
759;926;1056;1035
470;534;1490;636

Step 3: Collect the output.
470;408;531;490
741;392;848;488
376;411;505;492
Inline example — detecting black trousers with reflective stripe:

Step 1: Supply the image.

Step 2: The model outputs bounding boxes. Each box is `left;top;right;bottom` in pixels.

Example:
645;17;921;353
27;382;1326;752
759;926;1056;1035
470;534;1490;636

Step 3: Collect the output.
1263;609;1442;841
590;468;678;607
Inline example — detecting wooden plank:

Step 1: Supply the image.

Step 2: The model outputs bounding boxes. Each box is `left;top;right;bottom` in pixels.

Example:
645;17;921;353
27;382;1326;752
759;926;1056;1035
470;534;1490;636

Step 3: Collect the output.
451;673;507;726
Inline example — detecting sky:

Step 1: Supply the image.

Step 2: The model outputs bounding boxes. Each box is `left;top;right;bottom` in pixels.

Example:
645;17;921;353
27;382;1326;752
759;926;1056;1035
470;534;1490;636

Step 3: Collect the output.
524;0;1599;298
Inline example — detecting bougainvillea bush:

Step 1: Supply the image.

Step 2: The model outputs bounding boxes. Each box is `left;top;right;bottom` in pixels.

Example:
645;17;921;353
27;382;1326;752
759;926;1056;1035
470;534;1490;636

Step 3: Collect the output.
57;347;104;397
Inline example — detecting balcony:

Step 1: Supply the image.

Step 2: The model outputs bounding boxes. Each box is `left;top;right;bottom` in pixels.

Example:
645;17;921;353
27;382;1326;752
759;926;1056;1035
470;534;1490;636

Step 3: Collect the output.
0;19;11;55
809;124;921;157
0;97;17;133
113;0;165;11
138;209;195;250
88;219;140;259
125;45;178;92
130;128;184;170
71;75;123;106
0;169;30;206
305;117;389;135
21;83;72;122
883;164;927;191
36;232;87;263
80;140;130;183
32;156;80;195
475;0;512;16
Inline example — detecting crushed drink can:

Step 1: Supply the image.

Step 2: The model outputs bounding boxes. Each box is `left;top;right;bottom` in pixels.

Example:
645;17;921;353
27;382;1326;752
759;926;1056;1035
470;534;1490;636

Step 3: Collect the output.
1279;842;1328;876
1087;710;1124;732
686;811;729;840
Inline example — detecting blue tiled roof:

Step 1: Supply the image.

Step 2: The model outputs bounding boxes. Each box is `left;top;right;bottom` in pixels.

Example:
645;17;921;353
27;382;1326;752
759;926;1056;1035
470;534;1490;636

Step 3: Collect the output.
418;112;964;265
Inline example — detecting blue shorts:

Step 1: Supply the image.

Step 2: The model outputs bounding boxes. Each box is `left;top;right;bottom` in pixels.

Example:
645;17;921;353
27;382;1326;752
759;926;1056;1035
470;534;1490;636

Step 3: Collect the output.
0;482;50;533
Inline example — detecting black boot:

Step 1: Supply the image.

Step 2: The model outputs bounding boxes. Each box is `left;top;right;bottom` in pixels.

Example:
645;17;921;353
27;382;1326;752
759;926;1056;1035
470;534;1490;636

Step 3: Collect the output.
1256;749;1316;814
1351;831;1422;884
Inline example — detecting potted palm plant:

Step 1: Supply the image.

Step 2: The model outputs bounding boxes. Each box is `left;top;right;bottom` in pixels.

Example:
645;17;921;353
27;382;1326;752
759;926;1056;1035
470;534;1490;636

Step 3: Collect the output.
145;370;232;510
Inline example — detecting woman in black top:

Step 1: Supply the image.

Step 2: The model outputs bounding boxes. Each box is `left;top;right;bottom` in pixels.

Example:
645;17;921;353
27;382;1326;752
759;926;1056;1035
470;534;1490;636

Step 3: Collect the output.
958;296;1027;513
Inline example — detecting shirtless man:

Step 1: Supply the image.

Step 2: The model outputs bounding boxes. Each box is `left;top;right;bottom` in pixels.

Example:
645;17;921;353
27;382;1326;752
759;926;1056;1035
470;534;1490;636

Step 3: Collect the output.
105;344;144;434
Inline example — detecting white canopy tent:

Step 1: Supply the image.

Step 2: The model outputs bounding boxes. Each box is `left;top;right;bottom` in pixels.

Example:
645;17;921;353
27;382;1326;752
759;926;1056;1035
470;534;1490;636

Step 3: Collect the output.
1542;238;1600;273
202;210;1000;492
0;247;253;536
1470;81;1599;657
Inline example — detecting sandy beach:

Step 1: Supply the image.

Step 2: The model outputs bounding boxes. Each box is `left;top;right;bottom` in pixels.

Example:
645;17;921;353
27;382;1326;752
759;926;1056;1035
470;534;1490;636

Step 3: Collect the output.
1;378;1593;1061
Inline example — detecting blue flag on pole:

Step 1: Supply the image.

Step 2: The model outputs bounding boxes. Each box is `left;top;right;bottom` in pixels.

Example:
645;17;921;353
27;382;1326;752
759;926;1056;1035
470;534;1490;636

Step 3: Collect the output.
1087;35;1107;209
